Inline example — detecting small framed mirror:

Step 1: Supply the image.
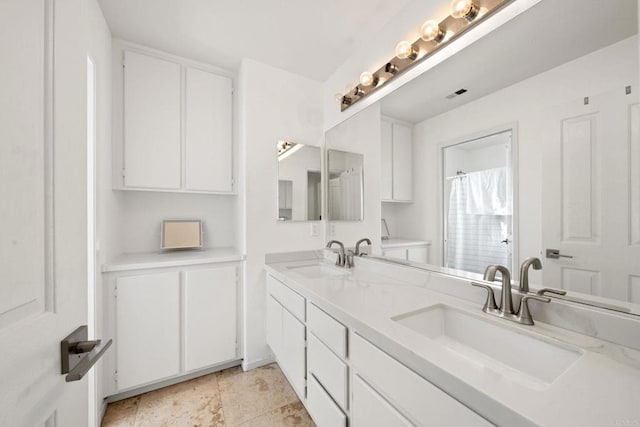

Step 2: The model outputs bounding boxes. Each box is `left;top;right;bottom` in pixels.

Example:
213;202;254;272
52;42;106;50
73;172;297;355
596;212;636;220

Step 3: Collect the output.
327;149;364;221
277;141;322;221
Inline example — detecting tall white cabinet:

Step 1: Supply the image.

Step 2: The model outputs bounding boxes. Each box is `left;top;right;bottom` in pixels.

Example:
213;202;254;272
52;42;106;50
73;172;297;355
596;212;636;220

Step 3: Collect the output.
116;47;233;193
381;118;413;202
123;51;182;190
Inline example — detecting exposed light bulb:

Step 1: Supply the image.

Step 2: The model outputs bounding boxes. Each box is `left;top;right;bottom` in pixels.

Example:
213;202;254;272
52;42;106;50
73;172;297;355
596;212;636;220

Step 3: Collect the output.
420;20;445;43
395;41;418;60
450;0;478;21
359;71;378;87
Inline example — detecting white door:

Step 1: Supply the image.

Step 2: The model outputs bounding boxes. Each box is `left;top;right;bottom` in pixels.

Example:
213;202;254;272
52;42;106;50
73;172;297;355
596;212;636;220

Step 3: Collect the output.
0;0;91;426
542;87;640;302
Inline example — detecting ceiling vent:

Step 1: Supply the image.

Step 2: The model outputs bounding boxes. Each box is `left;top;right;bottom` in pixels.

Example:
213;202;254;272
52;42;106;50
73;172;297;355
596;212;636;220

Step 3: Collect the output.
446;88;468;99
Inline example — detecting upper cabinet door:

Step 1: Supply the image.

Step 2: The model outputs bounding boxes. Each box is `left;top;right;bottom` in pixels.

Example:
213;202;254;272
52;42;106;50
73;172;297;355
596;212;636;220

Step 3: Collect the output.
123;51;181;189
381;120;393;201
392;123;413;202
185;68;233;192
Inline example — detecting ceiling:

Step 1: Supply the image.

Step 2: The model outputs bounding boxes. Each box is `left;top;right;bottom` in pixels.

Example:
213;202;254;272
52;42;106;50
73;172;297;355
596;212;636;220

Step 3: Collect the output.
381;0;638;123
97;0;413;81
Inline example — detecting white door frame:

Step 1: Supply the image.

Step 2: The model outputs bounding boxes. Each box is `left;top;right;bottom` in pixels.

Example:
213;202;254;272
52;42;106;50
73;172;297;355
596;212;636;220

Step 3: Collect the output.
437;122;520;274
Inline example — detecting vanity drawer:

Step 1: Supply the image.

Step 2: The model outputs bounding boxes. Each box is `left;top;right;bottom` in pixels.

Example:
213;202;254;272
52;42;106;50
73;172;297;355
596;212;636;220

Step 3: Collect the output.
351;333;491;426
308;333;348;410
266;275;305;321
352;374;412;427
307;303;347;358
307;374;347;427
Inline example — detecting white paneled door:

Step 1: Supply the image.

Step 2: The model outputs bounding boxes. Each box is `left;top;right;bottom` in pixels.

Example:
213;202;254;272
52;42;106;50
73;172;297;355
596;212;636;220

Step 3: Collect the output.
0;0;90;425
542;87;640;302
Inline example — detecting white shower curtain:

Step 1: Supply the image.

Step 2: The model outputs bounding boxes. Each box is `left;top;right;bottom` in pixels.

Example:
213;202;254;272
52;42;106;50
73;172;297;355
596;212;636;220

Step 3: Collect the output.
447;167;512;274
339;167;363;221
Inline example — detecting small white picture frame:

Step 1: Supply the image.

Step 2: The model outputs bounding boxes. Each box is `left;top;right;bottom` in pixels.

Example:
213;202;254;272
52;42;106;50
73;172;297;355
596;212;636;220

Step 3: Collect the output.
161;219;203;250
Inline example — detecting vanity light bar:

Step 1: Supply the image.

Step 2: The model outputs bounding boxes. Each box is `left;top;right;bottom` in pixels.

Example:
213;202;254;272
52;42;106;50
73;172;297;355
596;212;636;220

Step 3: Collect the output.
338;0;512;112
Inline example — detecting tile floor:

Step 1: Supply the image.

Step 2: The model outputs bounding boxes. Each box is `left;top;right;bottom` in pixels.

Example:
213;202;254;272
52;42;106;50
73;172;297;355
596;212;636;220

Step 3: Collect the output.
101;363;315;427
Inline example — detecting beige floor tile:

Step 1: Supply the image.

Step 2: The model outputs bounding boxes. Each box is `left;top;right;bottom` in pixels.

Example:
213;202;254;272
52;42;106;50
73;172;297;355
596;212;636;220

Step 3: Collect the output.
237;401;315;427
101;396;141;427
134;373;225;427
218;364;299;426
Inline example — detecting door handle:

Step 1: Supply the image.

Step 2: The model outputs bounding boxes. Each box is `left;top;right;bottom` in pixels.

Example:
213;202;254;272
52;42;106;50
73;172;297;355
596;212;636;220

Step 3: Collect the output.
545;249;573;260
61;325;112;382
501;239;510;244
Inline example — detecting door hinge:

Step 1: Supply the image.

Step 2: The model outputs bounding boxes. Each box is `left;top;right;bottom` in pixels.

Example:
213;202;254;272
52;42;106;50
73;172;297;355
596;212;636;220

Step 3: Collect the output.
114;285;117;298
114;370;118;383
121;169;126;178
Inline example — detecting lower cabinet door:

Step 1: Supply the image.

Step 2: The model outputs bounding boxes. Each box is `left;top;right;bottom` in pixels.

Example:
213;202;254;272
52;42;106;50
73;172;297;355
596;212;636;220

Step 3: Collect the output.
281;309;306;398
383;247;408;260
116;272;181;390
183;266;237;372
407;246;428;264
307;375;347;427
266;295;283;359
352;374;412;427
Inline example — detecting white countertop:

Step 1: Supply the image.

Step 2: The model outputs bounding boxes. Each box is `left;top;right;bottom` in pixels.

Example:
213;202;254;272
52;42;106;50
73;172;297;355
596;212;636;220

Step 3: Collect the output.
103;247;243;272
264;256;640;426
381;238;431;248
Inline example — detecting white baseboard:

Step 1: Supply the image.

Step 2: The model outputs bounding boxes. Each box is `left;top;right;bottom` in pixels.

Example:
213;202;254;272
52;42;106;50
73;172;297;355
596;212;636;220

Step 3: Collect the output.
242;355;276;371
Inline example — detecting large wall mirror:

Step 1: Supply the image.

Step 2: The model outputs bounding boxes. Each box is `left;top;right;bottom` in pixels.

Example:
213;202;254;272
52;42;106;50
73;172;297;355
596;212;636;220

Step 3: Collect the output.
327;149;364;221
277;141;322;221
377;0;639;314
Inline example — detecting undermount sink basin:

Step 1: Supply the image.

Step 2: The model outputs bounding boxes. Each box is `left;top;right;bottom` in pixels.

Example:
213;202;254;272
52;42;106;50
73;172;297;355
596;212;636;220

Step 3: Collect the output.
287;263;349;279
393;304;582;385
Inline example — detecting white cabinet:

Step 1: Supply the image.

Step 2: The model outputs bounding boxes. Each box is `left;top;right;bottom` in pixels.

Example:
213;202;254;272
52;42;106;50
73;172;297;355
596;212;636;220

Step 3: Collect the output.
381;118;413;202
185;67;232;192
113;265;238;392
281;309;306;397
382;240;430;264
184;267;237;372
123;51;181;190
307;375;347;427
116;272;181;390
351;374;412;427
266;275;306;399
118;47;233;193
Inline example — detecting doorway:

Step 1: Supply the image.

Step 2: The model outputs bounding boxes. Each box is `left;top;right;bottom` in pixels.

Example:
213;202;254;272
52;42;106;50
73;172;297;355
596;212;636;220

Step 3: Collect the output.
442;129;516;275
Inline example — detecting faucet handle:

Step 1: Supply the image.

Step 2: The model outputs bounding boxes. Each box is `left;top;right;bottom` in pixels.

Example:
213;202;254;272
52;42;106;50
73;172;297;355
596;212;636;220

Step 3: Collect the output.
517;295;551;325
471;282;498;311
536;288;567;297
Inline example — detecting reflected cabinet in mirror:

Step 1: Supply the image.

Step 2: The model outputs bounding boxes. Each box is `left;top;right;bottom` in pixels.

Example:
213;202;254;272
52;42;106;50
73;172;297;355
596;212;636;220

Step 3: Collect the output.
378;0;639;314
277;141;321;221
327;149;364;221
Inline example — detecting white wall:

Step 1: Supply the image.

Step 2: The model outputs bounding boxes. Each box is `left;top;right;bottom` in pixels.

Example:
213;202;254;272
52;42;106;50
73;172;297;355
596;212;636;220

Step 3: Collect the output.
116;192;237;253
395;36;638;279
325;104;382;250
238;58;324;369
87;0;112;422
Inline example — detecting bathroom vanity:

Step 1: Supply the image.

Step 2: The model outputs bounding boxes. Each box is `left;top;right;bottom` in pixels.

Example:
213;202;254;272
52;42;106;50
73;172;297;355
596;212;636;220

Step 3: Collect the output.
264;252;640;426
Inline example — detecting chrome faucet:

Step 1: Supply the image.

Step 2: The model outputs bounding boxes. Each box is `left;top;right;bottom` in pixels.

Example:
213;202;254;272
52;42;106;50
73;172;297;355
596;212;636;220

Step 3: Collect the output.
519;257;542;293
355;238;371;256
473;264;551;325
326;240;346;267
